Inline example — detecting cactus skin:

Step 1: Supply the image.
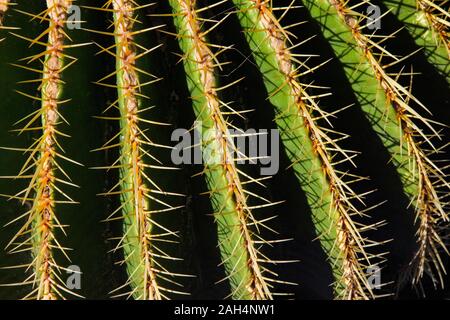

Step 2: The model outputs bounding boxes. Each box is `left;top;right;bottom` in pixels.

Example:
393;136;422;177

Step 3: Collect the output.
168;0;279;300
384;0;449;83
303;0;449;289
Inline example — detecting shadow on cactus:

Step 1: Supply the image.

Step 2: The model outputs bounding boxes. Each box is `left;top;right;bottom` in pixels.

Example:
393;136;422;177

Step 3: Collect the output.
0;0;448;300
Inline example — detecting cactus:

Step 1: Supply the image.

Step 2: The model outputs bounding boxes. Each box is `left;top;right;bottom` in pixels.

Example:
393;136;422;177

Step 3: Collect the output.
0;0;448;300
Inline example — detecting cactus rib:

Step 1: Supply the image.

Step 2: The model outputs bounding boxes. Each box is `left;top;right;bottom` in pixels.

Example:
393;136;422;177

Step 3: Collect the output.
304;0;449;288
384;0;449;82
87;0;185;299
112;0;162;300
1;0;81;299
169;0;280;300
232;0;382;299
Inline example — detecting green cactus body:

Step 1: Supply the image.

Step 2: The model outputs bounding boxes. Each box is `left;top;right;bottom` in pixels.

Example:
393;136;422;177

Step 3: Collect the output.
169;0;275;300
232;0;379;299
384;0;449;82
303;0;449;287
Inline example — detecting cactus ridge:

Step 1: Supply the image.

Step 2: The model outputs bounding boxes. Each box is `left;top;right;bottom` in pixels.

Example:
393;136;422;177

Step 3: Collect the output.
86;0;187;300
0;0;84;300
384;0;450;83
168;0;291;300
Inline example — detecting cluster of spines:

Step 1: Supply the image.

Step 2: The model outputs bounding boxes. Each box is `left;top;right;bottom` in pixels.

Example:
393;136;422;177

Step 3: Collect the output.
0;0;17;40
414;0;450;81
326;0;449;288
383;0;449;83
232;0;383;299
168;0;286;300
0;0;9;26
415;0;449;56
1;0;80;299
86;0;185;300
